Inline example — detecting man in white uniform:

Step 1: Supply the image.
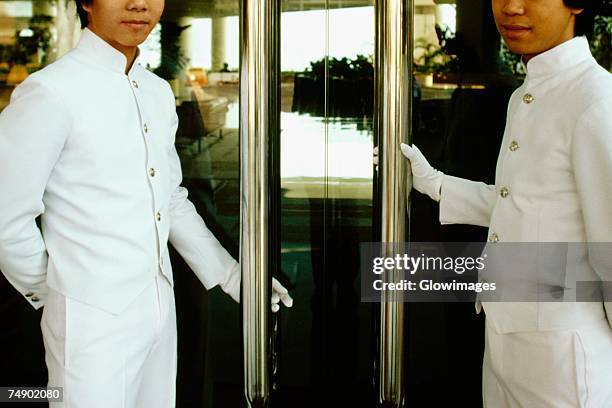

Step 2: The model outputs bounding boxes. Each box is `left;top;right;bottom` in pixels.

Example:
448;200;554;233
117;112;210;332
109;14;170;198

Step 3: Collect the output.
0;0;292;406
375;0;612;406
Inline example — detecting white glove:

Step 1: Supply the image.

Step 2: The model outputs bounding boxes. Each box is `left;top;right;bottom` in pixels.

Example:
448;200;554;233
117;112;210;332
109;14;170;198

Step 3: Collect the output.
270;279;293;313
219;262;293;313
400;143;444;202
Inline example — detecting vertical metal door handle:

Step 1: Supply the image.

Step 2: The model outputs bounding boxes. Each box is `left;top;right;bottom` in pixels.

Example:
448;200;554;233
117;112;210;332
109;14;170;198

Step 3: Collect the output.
375;0;413;406
240;0;280;407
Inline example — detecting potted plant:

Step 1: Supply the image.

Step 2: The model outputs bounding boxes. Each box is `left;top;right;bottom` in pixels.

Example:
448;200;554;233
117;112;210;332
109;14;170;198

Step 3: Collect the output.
3;13;54;86
414;37;458;87
18;14;54;66
293;54;374;117
153;21;190;94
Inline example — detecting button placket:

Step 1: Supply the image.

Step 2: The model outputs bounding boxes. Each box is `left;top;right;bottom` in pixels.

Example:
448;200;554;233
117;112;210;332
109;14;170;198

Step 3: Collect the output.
127;76;164;261
497;104;522;191
489;89;531;248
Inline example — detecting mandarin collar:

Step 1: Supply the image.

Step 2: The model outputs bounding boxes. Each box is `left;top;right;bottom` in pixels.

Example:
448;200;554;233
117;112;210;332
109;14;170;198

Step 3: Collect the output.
75;28;142;75
521;36;593;80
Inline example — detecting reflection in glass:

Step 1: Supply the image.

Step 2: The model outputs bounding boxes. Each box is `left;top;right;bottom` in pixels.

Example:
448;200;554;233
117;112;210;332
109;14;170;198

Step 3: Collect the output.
277;2;376;407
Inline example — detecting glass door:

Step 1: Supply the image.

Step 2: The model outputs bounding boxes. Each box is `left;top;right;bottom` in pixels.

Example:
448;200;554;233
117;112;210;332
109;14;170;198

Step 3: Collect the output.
275;1;376;406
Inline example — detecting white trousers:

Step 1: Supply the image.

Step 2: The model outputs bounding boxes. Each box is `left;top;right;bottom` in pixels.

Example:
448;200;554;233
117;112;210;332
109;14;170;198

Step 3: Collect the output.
483;318;612;407
40;272;177;408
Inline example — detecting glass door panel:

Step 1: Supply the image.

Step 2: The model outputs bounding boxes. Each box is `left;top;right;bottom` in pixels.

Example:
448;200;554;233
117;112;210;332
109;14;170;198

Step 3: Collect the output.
277;5;333;406
277;1;376;406
323;2;376;406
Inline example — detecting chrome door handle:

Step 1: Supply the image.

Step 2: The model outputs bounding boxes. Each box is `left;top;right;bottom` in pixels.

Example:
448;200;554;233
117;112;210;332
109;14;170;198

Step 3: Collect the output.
375;0;413;406
240;0;281;406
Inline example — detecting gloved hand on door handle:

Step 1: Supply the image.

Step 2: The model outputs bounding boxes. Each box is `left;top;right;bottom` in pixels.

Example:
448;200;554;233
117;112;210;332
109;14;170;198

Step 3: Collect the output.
373;143;444;202
219;262;294;313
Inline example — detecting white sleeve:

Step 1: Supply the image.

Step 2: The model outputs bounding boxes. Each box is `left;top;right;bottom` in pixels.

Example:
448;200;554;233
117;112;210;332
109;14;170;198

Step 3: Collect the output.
571;97;612;327
0;77;71;309
438;175;497;227
166;107;237;290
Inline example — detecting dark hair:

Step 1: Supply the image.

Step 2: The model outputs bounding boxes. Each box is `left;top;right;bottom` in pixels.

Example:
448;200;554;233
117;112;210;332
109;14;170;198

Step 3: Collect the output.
74;0;92;29
563;0;598;38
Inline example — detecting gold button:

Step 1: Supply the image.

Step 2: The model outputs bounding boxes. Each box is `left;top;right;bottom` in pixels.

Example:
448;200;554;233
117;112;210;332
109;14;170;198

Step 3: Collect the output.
509;141;519;151
156;212;161;222
149;168;156;177
522;93;534;104
144;124;148;133
500;186;509;198
25;292;34;297
489;233;500;243
132;80;139;88
31;295;40;302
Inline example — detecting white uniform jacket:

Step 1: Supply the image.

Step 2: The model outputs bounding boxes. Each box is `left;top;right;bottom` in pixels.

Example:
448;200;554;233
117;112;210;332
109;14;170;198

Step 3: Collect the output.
0;28;236;315
439;36;612;333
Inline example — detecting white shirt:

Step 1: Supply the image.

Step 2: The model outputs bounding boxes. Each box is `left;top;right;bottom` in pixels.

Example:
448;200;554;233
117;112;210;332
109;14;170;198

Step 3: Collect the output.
0;28;236;314
439;36;612;332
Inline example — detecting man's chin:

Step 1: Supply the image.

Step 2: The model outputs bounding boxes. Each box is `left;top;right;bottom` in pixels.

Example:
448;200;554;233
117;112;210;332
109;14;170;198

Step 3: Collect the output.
503;40;532;56
118;34;150;48
116;27;153;45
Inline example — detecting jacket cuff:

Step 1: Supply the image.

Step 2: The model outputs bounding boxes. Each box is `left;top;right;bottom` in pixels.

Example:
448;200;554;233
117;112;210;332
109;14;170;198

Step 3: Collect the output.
1;271;48;310
219;262;240;303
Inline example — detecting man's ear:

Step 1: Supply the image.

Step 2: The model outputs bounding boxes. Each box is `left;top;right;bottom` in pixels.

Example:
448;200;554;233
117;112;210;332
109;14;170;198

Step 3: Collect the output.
81;2;92;13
